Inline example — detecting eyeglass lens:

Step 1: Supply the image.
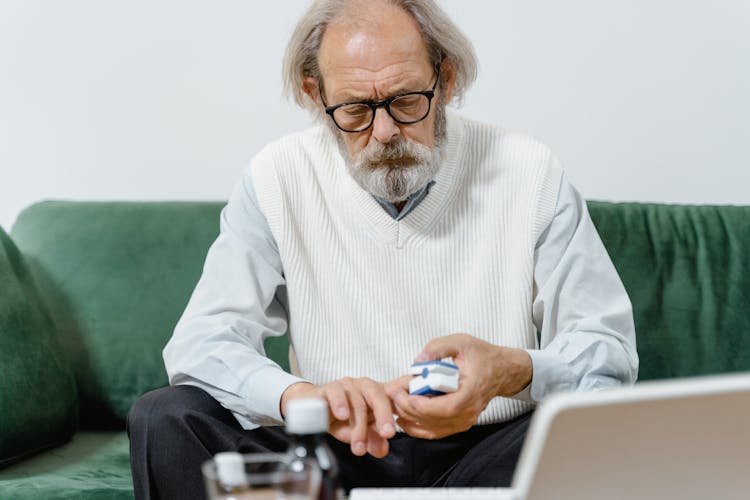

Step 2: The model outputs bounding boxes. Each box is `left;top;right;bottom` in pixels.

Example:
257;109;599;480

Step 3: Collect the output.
332;94;431;132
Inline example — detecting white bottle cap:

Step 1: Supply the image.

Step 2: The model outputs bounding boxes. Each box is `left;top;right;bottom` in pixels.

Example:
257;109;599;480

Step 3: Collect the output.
214;452;246;487
285;397;329;434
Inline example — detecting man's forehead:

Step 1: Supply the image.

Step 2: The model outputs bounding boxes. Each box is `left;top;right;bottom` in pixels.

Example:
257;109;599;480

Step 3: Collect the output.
325;66;430;102
318;2;431;84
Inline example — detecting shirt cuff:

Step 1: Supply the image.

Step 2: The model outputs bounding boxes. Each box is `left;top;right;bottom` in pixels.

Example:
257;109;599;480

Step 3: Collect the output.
508;383;535;404
240;364;309;426
524;348;576;402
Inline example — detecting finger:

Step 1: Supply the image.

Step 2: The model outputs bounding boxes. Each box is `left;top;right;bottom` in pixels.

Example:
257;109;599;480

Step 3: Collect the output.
360;381;396;439
407;390;471;420
384;376;413;419
414;333;468;363
365;425;390;458
394;388;474;424
322;382;350;422
384;375;412;395
343;380;369;456
395;418;448;440
391;391;426;422
329;420;352;444
385;375;423;413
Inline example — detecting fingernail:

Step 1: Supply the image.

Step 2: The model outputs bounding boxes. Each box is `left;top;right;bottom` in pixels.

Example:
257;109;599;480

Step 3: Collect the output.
381;422;395;435
334;405;348;419
414;352;429;362
353;442;366;455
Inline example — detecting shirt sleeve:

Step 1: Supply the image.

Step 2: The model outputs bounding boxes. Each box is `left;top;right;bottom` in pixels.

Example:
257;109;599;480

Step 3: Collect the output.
162;167;307;429
514;174;639;403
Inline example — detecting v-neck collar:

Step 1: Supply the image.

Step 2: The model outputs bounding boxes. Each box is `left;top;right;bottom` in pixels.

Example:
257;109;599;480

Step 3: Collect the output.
372;180;436;221
336;111;466;248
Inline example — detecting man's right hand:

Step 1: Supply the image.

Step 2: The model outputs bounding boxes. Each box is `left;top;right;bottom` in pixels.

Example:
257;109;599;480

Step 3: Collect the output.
280;378;397;458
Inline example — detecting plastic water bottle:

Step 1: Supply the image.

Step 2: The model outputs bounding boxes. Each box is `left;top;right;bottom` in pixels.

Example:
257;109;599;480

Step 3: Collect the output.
284;398;341;500
214;451;247;497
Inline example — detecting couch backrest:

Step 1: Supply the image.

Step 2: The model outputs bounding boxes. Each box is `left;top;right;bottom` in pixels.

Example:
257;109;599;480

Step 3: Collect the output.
10;200;750;428
588;201;750;381
11;201;289;429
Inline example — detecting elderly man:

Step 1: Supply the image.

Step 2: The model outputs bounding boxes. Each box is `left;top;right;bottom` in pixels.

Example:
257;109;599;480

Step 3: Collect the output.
128;0;638;498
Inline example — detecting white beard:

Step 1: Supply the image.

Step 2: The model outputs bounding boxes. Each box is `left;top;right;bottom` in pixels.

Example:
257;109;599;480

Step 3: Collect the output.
345;138;443;203
327;102;447;203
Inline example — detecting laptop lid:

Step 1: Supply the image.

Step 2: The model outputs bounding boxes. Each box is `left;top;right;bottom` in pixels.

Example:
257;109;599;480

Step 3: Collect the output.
513;373;750;500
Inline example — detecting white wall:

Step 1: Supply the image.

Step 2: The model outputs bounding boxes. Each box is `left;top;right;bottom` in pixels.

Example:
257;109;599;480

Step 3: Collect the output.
1;0;748;231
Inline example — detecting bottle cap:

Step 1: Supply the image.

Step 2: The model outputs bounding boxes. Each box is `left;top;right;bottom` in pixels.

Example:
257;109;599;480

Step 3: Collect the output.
214;451;246;487
285;397;329;434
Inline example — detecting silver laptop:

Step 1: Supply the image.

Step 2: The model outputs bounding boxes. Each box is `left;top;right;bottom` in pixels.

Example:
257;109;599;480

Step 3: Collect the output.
351;372;750;500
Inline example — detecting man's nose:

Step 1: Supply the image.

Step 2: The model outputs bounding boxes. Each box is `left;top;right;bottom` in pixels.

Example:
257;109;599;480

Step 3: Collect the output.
371;106;400;144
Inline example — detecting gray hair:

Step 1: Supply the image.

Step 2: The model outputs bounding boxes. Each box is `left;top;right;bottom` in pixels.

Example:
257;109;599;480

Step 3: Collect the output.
282;0;478;110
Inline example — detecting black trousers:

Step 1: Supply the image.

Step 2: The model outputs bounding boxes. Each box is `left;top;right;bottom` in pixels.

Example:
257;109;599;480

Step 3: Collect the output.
127;385;532;500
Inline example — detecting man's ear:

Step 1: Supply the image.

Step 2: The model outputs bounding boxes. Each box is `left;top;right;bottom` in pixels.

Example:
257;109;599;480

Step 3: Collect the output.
302;76;321;104
440;60;457;103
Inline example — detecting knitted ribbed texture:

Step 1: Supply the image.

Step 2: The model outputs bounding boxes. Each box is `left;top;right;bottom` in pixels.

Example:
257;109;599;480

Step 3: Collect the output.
252;113;562;424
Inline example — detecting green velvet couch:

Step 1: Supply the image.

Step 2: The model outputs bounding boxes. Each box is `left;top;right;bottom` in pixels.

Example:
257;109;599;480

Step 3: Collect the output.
1;200;749;499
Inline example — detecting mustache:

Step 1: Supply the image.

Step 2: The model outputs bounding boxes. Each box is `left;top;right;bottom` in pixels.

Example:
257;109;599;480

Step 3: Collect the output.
369;156;418;168
360;140;421;169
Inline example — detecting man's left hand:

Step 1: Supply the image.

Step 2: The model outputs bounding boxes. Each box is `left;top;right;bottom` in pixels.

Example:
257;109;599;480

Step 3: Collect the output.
385;333;533;440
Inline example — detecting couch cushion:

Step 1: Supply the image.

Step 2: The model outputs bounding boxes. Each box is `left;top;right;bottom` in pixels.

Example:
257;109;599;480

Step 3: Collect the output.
10;202;225;428
0;227;78;469
0;431;133;499
588;202;750;381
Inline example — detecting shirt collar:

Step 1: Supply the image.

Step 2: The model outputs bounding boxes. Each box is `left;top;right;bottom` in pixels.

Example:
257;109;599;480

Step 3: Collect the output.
372;180;436;221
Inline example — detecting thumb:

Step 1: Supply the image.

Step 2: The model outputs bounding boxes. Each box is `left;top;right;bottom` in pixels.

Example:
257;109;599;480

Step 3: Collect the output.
414;333;466;362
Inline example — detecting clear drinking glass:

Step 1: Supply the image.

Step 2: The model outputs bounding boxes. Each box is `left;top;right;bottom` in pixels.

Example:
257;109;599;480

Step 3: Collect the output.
202;452;321;500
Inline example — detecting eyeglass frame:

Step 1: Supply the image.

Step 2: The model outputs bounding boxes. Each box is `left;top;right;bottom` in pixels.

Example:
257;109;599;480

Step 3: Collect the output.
319;67;441;133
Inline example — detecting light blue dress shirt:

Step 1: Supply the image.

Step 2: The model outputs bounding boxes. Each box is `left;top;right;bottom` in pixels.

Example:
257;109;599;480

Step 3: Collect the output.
165;171;638;428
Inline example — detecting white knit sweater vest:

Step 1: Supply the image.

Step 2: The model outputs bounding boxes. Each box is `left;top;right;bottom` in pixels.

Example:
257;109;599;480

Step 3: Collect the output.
252;112;562;425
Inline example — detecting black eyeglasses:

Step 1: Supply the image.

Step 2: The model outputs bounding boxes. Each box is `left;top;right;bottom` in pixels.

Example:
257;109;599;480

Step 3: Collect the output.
320;69;440;133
